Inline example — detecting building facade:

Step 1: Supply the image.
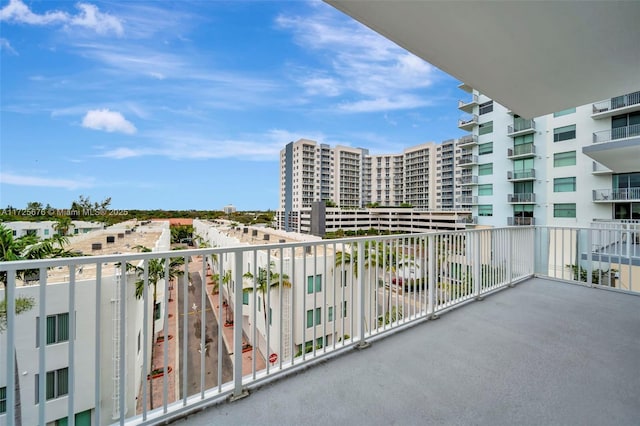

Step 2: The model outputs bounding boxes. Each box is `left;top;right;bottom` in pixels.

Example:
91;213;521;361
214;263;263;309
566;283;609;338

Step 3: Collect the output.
458;87;640;227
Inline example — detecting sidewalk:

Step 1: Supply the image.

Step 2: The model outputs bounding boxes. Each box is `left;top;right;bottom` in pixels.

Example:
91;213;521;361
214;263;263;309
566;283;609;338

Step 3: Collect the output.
204;271;267;375
136;279;178;413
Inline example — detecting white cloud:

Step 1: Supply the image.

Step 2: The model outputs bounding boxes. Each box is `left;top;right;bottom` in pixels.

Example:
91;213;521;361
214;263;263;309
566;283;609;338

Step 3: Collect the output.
0;37;17;55
276;7;437;112
82;109;137;134
0;0;123;36
0;172;93;190
70;3;124;36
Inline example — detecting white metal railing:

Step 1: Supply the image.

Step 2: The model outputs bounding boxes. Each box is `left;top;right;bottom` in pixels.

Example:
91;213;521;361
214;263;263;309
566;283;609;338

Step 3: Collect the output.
1;228;537;425
508;193;536;203
458;94;478;109
508;217;535;226
534;226;639;292
593;123;640;143
592;188;640;201
592;91;640;114
507;169;536;180
457;135;478;146
459;155;478;166
458;115;478;128
508;143;536;157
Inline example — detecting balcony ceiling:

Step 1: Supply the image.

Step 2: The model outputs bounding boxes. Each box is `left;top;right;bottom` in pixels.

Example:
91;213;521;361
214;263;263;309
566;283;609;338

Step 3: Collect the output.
582;137;640;173
324;1;640;118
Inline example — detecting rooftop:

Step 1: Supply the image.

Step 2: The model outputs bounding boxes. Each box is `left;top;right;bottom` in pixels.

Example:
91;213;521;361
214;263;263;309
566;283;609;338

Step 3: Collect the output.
179;277;640;426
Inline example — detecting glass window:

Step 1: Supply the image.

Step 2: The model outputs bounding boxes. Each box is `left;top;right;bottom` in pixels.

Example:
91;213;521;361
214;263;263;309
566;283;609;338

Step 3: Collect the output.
242;291;249;305
554;108;576;117
554;177;576;192
315;308;321;325
478;184;493;196
478;142;493;155
0;386;5;414
37;313;70;346
554;151;576;167
554;203;576;218
307;274;322;294
478;205;493;216
306;309;314;328
513;134;534;146
553;124;576;142
478;121;493;135
479;101;493;115
35;368;69;403
478;163;493;176
328;306;334;322
342;301;348;318
44;229;50;236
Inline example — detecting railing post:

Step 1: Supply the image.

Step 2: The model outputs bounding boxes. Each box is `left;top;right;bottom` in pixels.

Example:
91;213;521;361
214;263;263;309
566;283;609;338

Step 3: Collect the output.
427;235;437;318
355;241;370;349
6;270;16;426
473;231;482;299
586;229;593;287
507;230;513;286
231;251;249;401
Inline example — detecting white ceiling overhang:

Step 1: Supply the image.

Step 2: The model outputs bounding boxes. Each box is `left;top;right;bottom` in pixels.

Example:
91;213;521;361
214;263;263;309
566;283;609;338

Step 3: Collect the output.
325;1;640;118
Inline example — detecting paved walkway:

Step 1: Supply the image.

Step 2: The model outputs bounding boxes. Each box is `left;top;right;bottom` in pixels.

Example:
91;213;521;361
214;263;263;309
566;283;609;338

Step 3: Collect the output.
136;255;266;414
205;269;267;375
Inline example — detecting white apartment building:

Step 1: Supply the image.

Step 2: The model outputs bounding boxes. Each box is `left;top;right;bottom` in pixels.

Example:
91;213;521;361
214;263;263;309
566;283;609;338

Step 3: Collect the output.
458;87;640;227
278;139;469;233
193;220;354;361
0;221;171;426
4;221;104;239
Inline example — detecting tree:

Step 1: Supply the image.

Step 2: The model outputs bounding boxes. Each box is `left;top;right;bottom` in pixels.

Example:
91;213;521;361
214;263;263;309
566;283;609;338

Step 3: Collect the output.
0;224;75;426
243;262;290;329
132;246;184;410
53;216;73;236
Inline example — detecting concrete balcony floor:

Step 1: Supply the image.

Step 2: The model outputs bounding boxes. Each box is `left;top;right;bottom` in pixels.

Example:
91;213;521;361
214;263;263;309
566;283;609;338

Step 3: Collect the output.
176;278;640;426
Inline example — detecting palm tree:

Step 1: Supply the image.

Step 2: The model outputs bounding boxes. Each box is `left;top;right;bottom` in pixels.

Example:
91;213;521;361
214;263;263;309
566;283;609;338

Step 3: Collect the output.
132;246;184;410
0;224;75;426
53;216;73;236
243;262;290;329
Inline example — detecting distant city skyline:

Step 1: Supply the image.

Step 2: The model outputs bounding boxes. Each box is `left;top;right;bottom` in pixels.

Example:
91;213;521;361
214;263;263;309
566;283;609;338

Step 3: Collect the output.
0;0;466;211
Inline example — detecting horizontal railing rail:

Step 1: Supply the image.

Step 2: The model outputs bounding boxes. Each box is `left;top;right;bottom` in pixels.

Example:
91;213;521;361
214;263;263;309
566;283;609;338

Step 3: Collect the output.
0;228;537;425
534;226;639;293
592;91;640;114
592;187;640;201
593;123;640;143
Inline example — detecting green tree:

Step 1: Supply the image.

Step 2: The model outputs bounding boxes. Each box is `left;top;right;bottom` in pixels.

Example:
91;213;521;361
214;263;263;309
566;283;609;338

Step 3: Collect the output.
243;262;290;328
133;246;184;409
53;216;73;236
0;224;76;426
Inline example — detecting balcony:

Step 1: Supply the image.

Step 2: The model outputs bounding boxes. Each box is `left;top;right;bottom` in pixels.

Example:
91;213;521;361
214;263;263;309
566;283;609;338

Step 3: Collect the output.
592;187;640;202
507;217;535;226
460;175;478;186
458;94;478;113
457;134;478;147
507;143;536;159
591;161;612;175
457;196;478;205
507;169;536;181
2;226;639;425
508;193;536;203
456;216;477;224
458;155;478;168
591;91;640;119
583;124;640;172
458;114;478;131
507;119;536;137
457;82;473;93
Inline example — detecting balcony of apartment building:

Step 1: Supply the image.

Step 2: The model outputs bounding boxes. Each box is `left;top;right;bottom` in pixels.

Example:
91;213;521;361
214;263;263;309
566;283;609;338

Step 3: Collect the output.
507;169;535;181
592;161;612;175
457;134;478;148
458;94;478;113
455;216;477;224
2;225;638;426
583;120;640;173
457;114;478;131
507;216;535;226
591;91;640;119
507;119;536;137
507;193;536;203
507;143;536;160
457;196;478;205
458;155;478;168
460;175;478;186
593;187;640;202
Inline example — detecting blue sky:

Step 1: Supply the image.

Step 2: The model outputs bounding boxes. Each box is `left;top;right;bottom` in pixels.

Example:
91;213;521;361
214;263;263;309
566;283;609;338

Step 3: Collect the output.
0;0;466;211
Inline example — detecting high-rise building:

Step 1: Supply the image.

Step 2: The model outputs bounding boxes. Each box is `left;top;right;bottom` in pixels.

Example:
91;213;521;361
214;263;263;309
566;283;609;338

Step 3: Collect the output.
277;139;470;233
458;88;640;227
